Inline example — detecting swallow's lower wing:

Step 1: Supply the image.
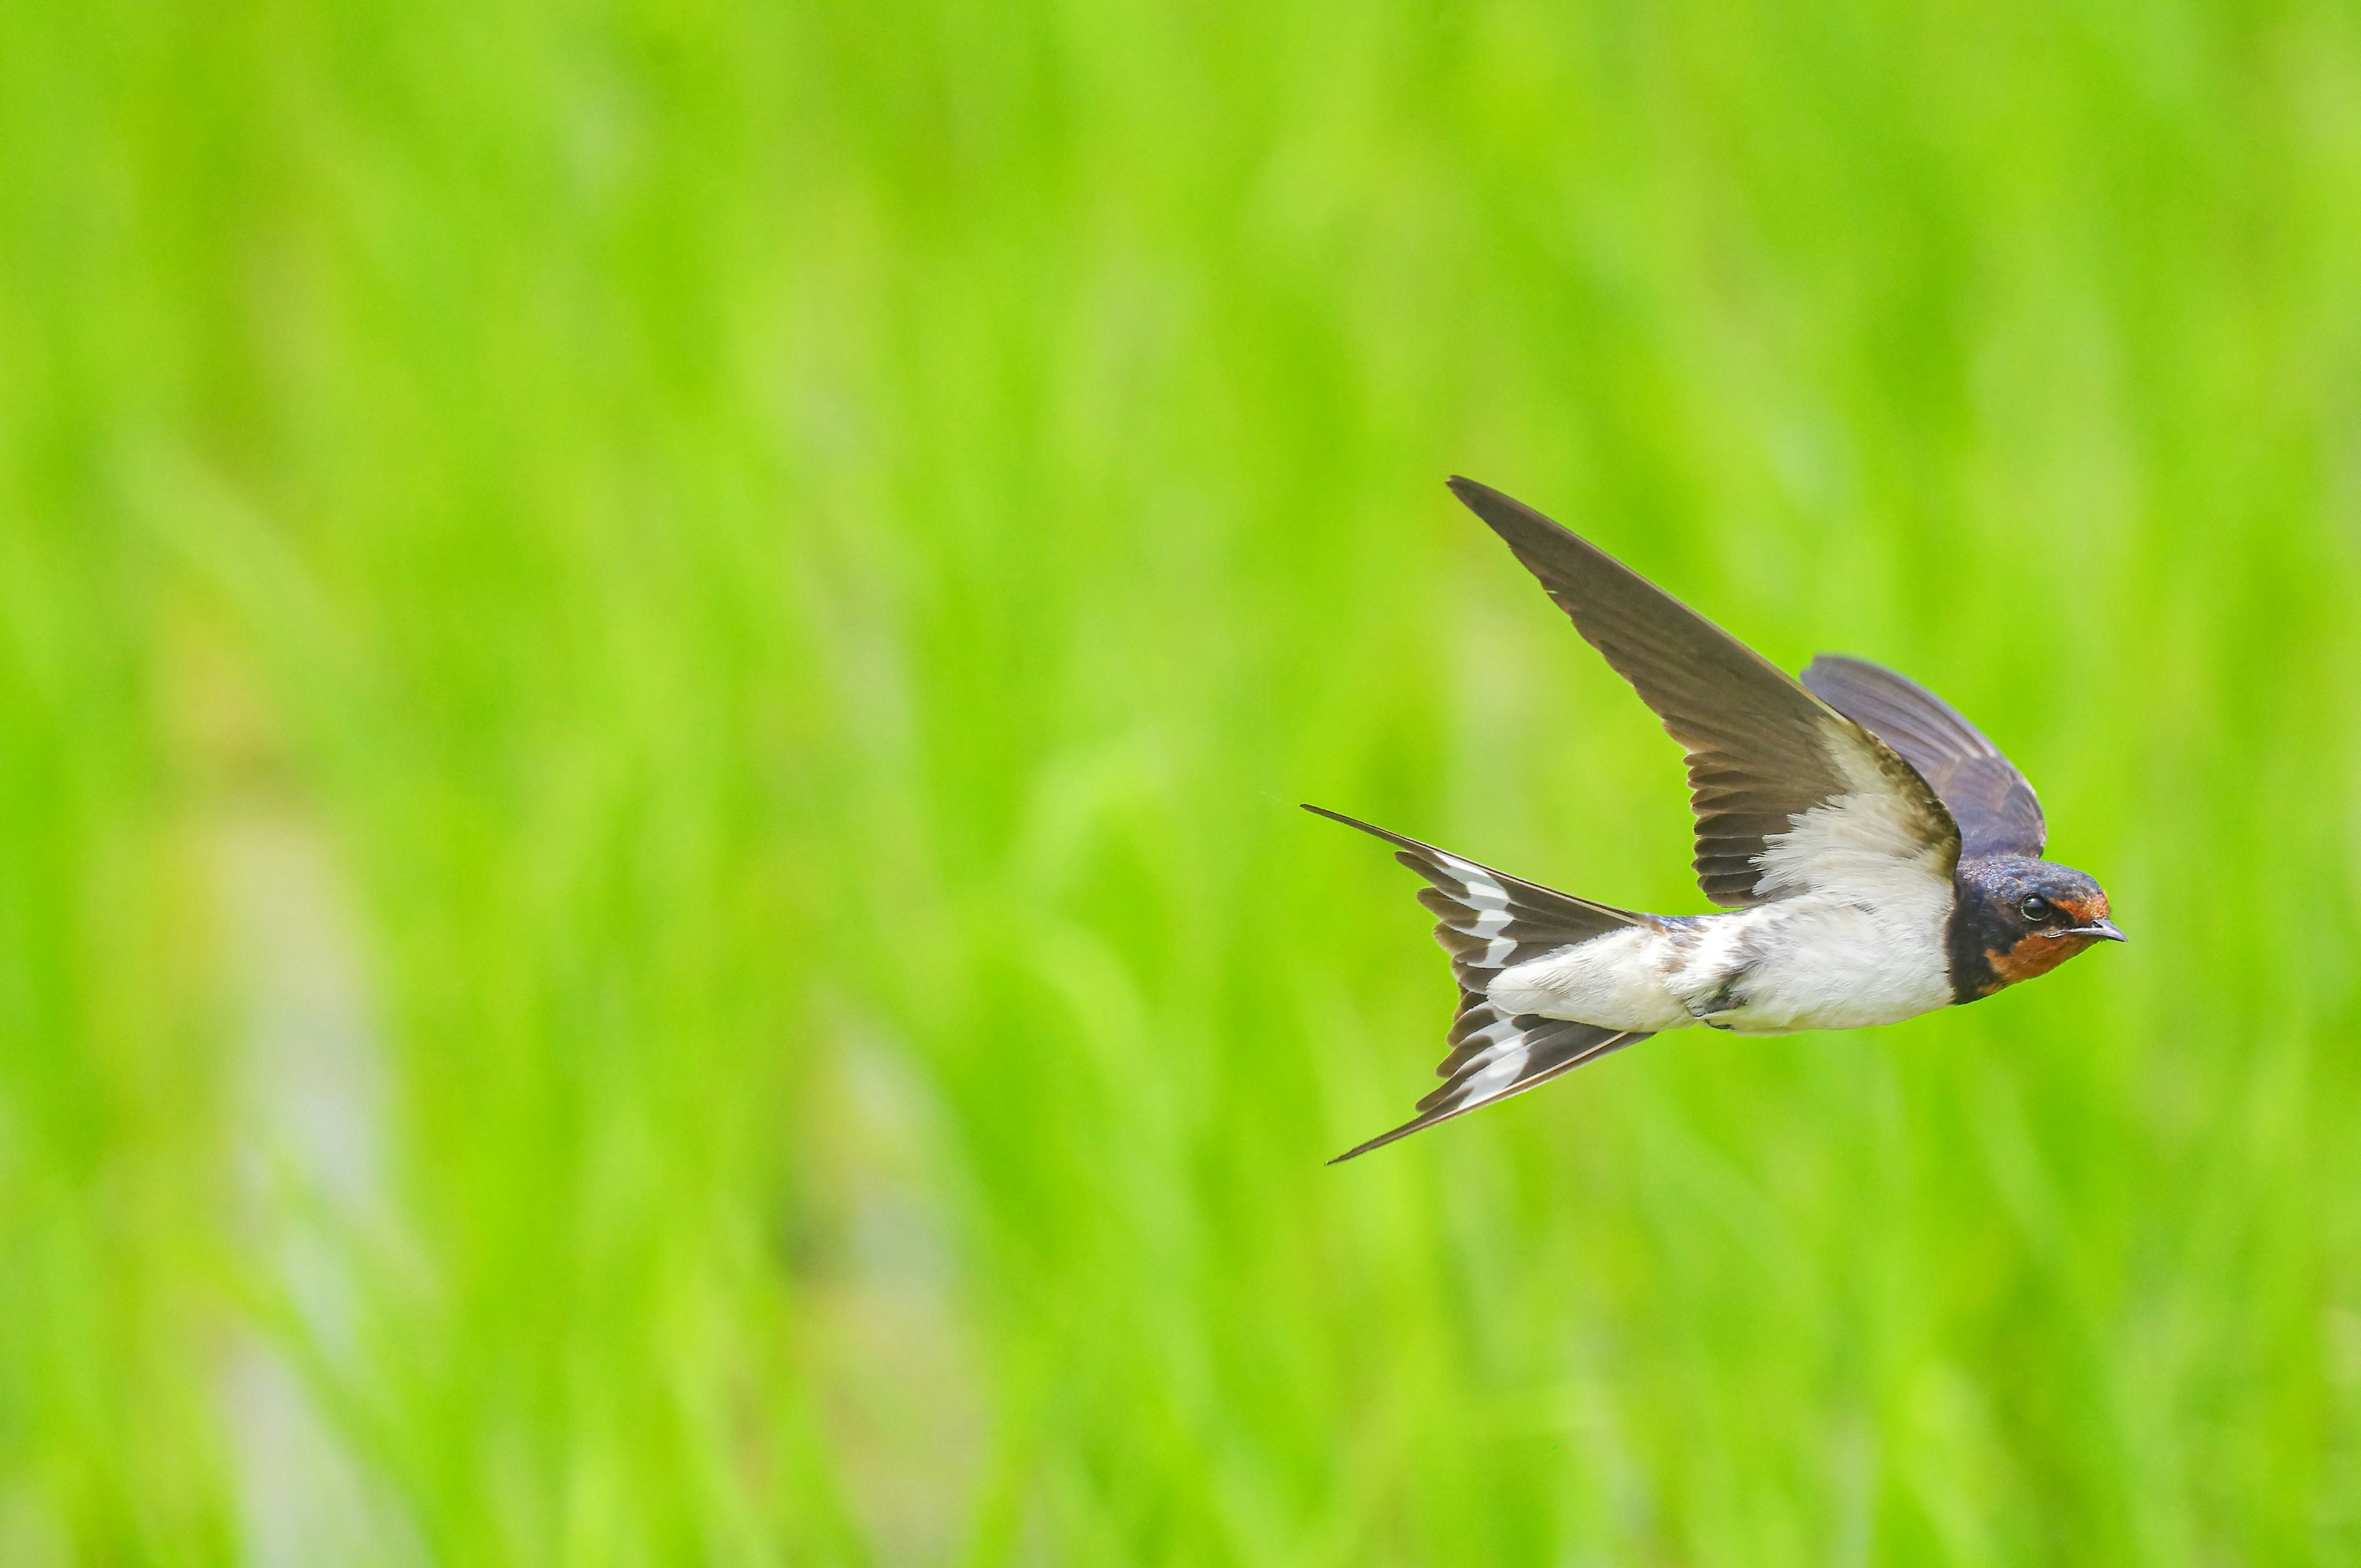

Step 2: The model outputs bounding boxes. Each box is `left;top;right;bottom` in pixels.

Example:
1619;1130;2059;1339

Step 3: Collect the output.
1800;655;2046;859
1448;478;1961;905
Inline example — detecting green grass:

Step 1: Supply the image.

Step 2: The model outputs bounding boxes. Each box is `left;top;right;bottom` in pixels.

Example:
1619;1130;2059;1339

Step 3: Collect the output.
7;0;2361;1560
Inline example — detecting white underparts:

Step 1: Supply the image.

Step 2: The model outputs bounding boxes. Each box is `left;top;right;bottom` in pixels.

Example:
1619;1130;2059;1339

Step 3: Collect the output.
1489;884;1953;1035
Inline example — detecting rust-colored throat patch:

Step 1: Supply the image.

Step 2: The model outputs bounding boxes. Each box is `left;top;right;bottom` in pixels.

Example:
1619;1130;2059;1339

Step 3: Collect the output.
1986;894;2111;988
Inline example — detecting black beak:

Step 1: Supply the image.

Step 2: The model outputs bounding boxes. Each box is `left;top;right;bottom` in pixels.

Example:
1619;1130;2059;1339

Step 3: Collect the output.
2064;919;2126;943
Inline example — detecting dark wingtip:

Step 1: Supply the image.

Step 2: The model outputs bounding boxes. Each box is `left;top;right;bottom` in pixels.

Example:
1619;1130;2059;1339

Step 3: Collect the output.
1444;475;1581;556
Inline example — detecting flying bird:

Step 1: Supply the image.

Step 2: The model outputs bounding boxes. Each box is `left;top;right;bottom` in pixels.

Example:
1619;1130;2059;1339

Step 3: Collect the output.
1311;478;2123;1162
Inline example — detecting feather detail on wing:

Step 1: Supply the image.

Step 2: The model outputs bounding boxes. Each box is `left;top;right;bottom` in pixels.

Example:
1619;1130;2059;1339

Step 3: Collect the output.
1801;654;2046;858
1446;477;1962;903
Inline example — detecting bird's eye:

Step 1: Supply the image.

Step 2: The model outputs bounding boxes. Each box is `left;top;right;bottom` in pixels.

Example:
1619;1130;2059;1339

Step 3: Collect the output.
2019;895;2052;923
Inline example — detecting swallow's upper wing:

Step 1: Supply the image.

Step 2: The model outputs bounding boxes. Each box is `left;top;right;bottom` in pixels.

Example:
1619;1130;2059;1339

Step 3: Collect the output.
1800;654;2045;859
1449;478;1961;906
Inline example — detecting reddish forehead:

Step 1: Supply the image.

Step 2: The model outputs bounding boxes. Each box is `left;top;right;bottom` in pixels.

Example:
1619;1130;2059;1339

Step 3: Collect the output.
2052;889;2110;924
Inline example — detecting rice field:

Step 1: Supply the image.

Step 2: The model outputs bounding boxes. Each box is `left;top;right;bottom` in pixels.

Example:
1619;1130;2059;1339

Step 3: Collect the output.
6;0;2361;1561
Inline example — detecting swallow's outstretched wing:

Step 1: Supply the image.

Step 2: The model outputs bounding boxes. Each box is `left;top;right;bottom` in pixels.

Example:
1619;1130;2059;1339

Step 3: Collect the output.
1448;477;1960;906
1800;654;2045;859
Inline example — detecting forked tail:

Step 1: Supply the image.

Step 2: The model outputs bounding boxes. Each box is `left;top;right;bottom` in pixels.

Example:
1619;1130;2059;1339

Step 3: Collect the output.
1305;805;1655;1160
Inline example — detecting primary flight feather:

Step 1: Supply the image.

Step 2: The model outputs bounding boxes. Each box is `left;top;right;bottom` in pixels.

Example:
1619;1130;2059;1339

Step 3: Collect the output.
1311;478;2122;1162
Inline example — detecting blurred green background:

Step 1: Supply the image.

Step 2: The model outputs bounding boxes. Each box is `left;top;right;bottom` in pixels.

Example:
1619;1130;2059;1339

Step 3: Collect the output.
6;0;2361;1561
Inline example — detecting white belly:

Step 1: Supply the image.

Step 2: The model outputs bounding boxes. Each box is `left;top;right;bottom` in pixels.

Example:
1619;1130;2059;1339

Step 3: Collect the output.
1487;888;1954;1037
1691;893;1953;1033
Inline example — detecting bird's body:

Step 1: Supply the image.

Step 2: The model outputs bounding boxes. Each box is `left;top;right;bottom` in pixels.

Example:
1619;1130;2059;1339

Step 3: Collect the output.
1314;479;2122;1162
1493;887;1956;1037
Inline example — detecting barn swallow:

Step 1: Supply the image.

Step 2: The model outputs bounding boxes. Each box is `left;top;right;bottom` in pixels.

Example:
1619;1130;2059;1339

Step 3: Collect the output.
1311;478;2122;1162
